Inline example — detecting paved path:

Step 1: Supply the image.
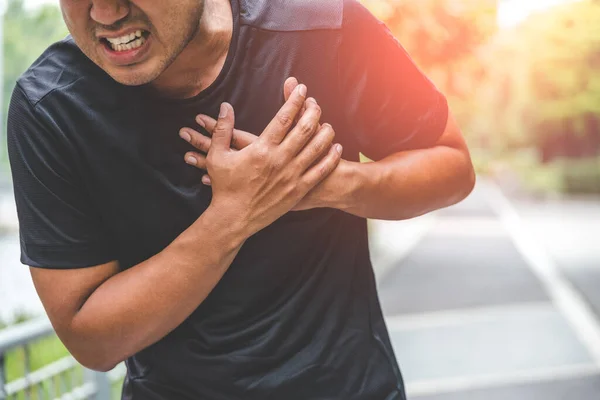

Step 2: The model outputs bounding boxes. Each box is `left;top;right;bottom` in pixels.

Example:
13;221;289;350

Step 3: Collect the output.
375;181;600;400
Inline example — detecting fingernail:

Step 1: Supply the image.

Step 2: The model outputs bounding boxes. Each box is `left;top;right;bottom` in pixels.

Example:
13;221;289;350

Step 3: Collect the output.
186;155;197;165
179;130;191;142
307;97;317;104
298;84;307;97
196;117;206;128
202;175;212;185
335;144;343;155
219;103;229;118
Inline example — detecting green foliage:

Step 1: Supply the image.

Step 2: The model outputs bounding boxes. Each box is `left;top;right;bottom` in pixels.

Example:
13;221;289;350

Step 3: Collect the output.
559;157;600;194
2;0;68;164
2;319;124;399
362;0;600;194
362;0;496;99
5;334;70;383
470;0;600;158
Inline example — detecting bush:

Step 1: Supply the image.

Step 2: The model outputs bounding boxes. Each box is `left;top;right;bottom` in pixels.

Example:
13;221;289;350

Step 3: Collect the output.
559;158;600;194
491;150;600;196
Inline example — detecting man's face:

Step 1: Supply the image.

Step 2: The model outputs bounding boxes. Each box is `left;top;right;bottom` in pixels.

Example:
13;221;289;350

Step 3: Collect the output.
60;0;204;86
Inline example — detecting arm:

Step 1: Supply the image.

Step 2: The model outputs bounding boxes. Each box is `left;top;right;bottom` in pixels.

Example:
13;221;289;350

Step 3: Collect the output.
31;209;245;372
184;2;476;221
23;85;341;372
305;111;475;220
185;81;474;221
305;0;475;219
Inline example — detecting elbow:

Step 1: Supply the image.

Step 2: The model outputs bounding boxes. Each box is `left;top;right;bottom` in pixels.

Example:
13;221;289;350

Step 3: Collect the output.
62;332;122;372
60;316;125;372
72;350;120;372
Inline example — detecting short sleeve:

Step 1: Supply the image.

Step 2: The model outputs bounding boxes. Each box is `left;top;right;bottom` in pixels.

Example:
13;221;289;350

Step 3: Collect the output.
338;0;449;161
7;84;116;269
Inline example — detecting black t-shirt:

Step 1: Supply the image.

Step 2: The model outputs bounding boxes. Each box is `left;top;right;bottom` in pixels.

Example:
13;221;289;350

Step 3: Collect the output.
7;0;448;399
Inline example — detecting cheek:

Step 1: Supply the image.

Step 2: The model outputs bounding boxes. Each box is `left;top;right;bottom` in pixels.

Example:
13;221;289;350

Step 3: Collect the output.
153;5;197;45
61;5;91;40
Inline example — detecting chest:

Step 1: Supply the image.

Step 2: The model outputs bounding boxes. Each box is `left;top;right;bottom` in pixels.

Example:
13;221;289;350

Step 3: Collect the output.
65;65;353;266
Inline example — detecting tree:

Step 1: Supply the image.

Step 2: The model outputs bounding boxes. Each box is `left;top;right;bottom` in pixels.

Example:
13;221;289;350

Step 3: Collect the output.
2;0;68;167
361;0;498;141
475;0;600;158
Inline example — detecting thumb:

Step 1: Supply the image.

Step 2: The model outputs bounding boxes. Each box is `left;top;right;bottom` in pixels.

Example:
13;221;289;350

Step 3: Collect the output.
212;103;235;150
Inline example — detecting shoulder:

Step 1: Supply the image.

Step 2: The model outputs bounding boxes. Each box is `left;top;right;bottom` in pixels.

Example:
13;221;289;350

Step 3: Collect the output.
340;0;389;33
237;0;344;31
16;36;107;107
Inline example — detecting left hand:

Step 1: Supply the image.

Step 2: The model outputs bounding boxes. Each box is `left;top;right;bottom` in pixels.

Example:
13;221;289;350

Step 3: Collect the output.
178;80;349;211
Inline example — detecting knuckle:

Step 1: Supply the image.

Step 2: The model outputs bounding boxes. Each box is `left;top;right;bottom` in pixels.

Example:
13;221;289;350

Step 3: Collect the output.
292;94;305;108
270;156;283;172
298;120;316;136
312;103;322;117
318;164;327;178
318;126;335;146
190;135;204;149
322;123;335;136
254;144;270;161
311;139;326;155
277;112;293;128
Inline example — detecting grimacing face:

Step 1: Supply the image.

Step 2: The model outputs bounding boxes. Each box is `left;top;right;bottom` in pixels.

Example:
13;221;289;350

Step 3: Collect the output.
60;0;205;86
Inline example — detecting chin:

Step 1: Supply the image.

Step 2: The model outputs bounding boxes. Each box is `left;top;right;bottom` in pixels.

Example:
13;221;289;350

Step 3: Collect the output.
106;65;160;87
110;73;154;86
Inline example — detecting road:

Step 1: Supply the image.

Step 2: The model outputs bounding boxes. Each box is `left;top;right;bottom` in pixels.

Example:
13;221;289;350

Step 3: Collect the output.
373;180;600;400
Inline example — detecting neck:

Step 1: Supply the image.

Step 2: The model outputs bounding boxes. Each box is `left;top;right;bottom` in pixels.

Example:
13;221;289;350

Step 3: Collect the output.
150;0;233;99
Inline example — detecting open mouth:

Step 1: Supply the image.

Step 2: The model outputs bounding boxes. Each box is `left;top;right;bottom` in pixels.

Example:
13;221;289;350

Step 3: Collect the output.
101;30;150;52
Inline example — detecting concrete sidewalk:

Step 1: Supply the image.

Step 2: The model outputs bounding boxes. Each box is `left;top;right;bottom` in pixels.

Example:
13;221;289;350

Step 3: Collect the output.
375;180;600;400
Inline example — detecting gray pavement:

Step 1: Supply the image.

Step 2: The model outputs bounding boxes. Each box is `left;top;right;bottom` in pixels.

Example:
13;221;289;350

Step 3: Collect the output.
375;181;600;400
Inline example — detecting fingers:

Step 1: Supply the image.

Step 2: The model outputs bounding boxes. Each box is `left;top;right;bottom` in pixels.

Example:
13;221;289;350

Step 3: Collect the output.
294;123;335;169
283;77;299;102
184;152;213;186
179;128;210;153
283;78;307;125
211;103;235;150
261;84;306;145
196;114;256;150
280;97;321;157
301;143;343;188
184;151;207;170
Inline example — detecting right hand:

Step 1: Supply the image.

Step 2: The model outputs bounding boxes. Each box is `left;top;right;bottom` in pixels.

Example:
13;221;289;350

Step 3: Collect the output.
205;84;343;236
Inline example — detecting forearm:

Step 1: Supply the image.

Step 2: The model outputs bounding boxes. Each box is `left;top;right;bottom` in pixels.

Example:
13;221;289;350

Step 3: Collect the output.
67;206;247;371
332;145;475;220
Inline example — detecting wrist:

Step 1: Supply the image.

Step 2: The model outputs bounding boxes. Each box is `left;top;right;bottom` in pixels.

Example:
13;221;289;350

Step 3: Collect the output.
163;203;248;272
324;160;364;212
193;203;251;251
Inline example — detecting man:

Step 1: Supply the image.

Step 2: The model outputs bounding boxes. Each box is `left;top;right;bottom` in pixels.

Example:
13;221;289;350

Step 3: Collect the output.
7;0;475;399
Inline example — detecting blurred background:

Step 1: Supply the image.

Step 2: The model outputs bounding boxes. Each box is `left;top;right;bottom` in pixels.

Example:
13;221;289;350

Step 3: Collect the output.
1;0;599;399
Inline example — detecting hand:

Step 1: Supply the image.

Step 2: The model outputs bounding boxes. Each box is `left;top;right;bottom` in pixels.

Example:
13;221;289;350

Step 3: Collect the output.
182;84;343;236
180;78;347;211
178;77;313;184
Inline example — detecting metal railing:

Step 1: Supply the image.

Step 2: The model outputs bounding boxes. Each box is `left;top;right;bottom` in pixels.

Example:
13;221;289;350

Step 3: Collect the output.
0;317;125;400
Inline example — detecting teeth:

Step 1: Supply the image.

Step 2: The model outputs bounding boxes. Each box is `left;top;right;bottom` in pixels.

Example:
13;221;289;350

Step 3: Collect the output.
109;35;146;52
106;31;145;45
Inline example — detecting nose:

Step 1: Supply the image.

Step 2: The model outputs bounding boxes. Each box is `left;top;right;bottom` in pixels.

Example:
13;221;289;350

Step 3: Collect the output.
90;0;130;27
